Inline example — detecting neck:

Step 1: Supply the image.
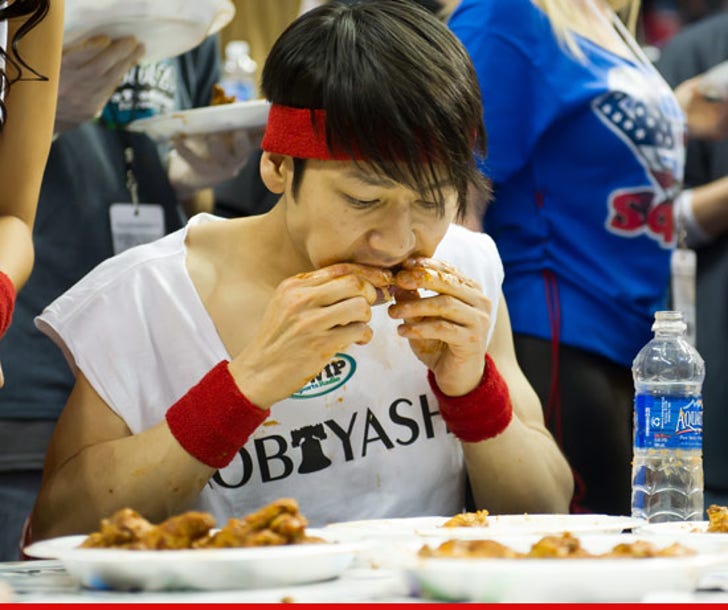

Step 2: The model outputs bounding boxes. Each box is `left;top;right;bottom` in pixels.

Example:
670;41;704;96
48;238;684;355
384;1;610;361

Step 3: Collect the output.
249;202;316;284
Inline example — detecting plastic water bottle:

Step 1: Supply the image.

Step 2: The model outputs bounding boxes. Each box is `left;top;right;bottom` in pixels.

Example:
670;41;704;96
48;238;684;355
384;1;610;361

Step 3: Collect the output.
219;40;258;101
631;310;705;522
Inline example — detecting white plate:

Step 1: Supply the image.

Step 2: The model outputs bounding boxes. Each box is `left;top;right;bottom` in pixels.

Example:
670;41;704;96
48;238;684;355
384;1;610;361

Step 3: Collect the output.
638;520;712;535
24;531;360;591
64;0;235;63
325;514;645;541
409;533;727;602
636;521;728;551
416;513;646;538
126;100;271;141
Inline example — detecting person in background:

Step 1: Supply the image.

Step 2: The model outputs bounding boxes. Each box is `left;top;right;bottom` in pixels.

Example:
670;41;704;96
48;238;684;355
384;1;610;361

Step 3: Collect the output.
0;31;255;560
29;0;573;542
0;0;62;384
656;10;728;512
449;0;728;516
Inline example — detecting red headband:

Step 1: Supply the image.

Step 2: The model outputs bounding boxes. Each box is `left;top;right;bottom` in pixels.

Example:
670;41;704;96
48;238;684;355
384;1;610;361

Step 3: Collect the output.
261;104;361;160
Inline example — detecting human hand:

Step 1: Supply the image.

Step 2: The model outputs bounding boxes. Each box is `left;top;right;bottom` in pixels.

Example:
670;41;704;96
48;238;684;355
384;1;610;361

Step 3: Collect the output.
167;128;264;199
674;75;728;141
54;36;145;134
227;263;393;408
0;360;4;388
388;258;491;396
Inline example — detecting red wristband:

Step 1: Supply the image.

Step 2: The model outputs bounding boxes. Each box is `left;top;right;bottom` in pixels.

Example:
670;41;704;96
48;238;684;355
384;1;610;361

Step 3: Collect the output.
166;361;270;469
0;270;16;339
427;354;513;443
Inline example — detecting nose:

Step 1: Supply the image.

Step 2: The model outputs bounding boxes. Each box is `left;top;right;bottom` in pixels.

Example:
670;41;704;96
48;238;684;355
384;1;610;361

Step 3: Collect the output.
367;208;416;260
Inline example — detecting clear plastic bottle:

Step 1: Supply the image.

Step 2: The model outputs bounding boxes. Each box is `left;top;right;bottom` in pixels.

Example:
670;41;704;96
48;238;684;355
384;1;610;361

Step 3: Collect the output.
631;310;705;522
219;40;258;101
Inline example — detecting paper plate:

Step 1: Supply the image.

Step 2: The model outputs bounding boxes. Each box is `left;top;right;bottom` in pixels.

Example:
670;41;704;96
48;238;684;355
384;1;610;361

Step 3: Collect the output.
64;0;235;63
409;533;727;602
126;99;271;141
325;514;645;540
415;513;647;538
24;531;360;591
636;521;728;552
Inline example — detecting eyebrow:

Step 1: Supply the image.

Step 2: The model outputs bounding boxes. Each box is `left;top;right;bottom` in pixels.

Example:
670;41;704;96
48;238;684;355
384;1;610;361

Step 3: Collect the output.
343;169;454;192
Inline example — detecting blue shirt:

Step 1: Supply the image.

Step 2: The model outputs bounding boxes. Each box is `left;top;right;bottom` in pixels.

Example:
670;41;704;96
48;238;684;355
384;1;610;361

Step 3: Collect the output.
450;0;685;366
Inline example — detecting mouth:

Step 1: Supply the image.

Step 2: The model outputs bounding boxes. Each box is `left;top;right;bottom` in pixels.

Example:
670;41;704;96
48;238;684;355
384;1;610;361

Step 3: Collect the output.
371;263;404;306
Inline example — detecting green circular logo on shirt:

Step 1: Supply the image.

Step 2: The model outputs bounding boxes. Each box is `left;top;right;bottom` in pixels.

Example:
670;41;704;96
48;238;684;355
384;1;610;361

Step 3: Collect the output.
290;354;357;399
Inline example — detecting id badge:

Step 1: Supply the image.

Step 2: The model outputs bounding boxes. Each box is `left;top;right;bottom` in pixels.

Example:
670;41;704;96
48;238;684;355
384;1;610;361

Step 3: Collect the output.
109;203;165;255
670;247;697;345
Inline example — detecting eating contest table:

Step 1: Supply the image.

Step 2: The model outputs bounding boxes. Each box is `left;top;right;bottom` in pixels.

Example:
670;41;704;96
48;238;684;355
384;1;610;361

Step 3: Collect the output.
6;513;728;604
4;557;728;604
0;559;416;603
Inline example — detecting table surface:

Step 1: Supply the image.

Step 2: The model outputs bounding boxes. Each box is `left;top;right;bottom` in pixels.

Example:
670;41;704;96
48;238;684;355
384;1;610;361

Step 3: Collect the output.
0;559;417;603
7;558;728;603
8;525;728;604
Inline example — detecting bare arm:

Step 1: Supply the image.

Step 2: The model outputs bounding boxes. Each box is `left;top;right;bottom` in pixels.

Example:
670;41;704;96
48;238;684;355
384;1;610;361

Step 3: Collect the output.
0;0;63;287
389;258;573;514
462;295;574;514
688;176;728;239
674;75;728;141
31;371;214;540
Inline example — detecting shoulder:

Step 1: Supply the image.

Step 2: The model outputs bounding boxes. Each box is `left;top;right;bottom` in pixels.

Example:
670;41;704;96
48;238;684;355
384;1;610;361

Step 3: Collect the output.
449;0;547;37
450;0;541;23
449;0;554;69
37;214;220;333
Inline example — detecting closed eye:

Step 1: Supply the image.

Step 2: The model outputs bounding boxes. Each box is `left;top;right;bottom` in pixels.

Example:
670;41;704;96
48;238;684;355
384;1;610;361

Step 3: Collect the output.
343;194;381;208
416;199;440;211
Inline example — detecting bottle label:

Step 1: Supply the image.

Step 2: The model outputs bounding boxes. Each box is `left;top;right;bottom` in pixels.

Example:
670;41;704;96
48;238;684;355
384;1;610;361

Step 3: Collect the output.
634;394;703;450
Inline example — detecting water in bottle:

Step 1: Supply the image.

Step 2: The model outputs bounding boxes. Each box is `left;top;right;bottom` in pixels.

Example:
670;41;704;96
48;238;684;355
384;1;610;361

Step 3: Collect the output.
631;310;705;522
219;40;258;101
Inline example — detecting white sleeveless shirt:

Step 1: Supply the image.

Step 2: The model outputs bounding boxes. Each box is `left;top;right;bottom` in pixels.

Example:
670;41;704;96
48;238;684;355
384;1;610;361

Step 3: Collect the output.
37;214;504;526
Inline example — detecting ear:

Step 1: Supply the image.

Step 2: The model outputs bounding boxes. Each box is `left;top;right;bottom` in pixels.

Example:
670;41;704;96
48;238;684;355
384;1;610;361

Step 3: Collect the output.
259;152;292;194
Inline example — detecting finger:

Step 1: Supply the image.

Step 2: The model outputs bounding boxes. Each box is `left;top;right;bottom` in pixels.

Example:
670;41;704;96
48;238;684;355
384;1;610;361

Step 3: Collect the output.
62;35;113;69
389;293;486;327
173;138;216;176
228;129;253;158
298;275;378;308
317;294;373;327
89;37;142;78
327;321;373;349
397;317;482;346
172;137;213;172
395;259;483;305
291;263;394;290
297;316;373;356
0;361;4;388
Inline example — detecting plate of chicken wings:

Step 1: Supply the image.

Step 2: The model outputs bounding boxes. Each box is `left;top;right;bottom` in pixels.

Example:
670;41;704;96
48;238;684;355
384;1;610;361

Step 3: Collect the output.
24;499;361;591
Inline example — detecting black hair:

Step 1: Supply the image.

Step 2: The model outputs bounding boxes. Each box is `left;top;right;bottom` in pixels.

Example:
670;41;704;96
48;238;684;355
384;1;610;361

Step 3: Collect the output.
261;0;490;218
0;0;51;130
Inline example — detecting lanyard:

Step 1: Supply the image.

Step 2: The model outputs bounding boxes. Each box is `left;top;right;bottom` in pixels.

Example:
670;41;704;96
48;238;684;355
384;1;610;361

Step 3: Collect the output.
123;144;140;215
